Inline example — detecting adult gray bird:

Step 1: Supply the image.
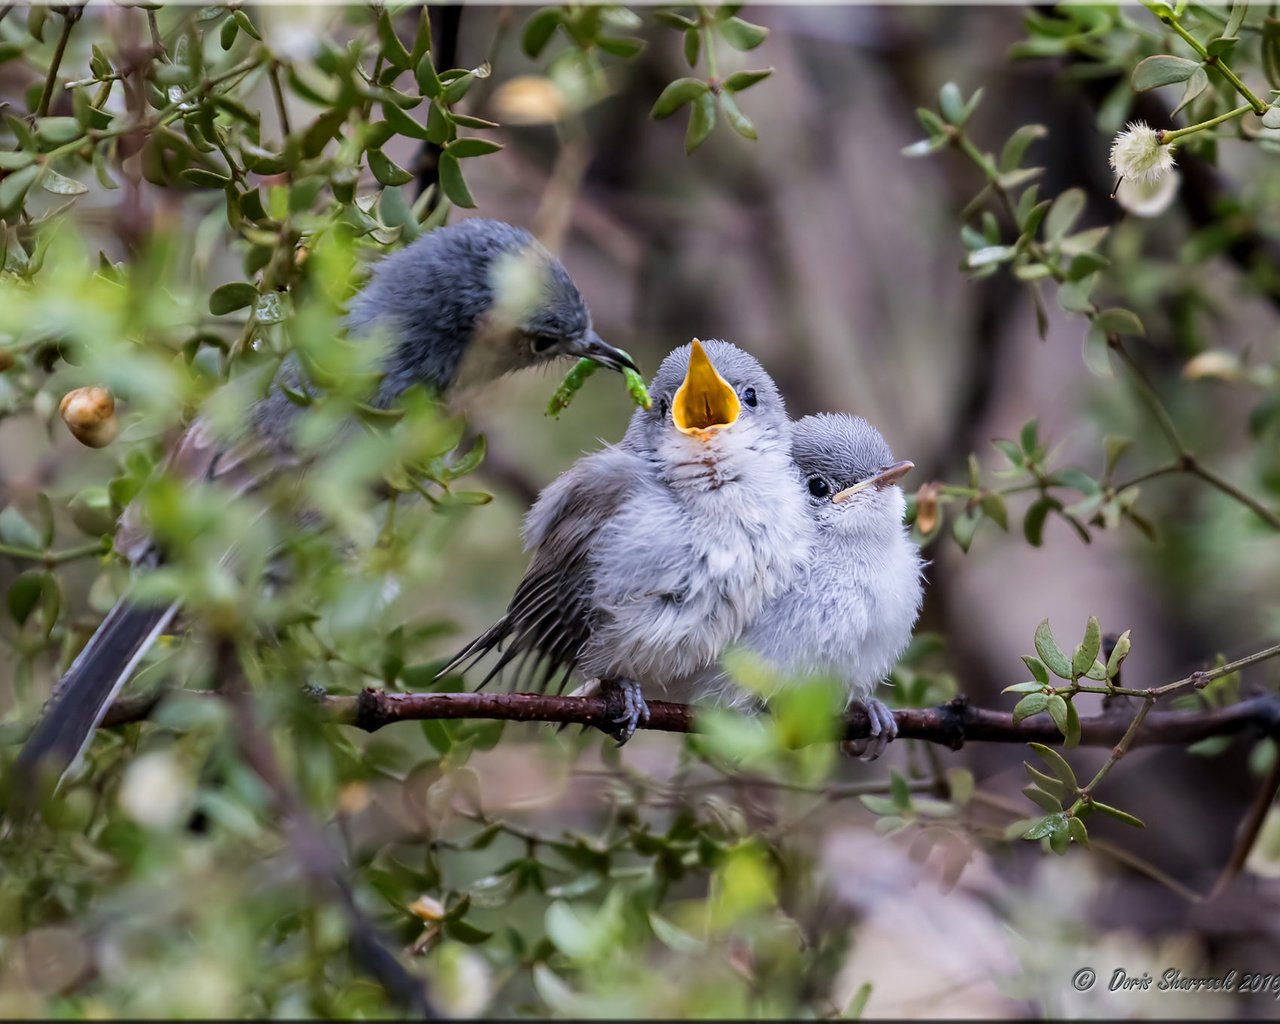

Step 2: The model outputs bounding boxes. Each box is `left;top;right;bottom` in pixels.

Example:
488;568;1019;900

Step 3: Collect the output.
697;413;924;759
440;339;813;742
11;218;634;798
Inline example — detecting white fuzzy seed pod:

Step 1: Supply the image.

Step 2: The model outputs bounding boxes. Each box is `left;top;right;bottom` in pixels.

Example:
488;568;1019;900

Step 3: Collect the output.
59;385;118;449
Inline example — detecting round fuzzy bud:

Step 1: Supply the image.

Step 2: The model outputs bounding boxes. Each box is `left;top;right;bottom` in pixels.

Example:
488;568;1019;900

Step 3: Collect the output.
59;385;118;449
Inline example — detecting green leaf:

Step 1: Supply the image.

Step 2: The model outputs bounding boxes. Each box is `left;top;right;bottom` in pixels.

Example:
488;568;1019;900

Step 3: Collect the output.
1063;699;1081;748
1091;800;1146;828
951;507;981;553
938;82;965;124
1024;763;1072;803
1067;815;1089;847
1172;66;1209;116
220;14;239;50
1092;307;1144;336
377;9;412;69
382;101;429;141
426;100;451;145
0;506;40;551
1107;629;1132;679
1072;616;1102;677
1023;785;1062;814
0;152;34;170
1263;105;1280;130
447;137;503;158
1029;742;1078;789
597;35;645;59
723;68;773;92
1022;811;1067;841
416;53;443;99
718;92;756;140
1013;692;1050;724
181;168;231;188
1022;656;1049;685
683;26;700;67
889;770;912;811
859;794;901;816
1023;498;1051;548
992;438;1023;467
1046;694;1070;736
367;149;414;186
523;6;563;57
979;492;1007;530
438;152;475;208
35;116;82;147
209;282;258;315
8;571;47;626
0;165;41;214
1000;123;1047;172
651;77;708;119
1045;187;1085;241
233;9;261;40
648;911;706;953
1132;54;1200;91
684;90;716;153
40;169;88;197
1034;620;1073;679
719;16;768;50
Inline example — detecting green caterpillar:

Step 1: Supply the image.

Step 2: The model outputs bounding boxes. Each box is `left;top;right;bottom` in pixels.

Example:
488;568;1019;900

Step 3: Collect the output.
547;355;652;417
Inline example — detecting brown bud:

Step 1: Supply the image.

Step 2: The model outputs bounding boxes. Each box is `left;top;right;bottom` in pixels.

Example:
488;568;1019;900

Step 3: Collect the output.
59;385;118;448
915;481;942;535
0;349;13;372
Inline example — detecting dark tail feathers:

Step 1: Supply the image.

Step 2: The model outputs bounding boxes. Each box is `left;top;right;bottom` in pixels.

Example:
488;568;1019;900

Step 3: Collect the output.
9;599;179;804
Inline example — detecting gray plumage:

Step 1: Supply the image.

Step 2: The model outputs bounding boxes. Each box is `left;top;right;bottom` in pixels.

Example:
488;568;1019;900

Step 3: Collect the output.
698;413;925;759
442;340;814;740
12;219;628;801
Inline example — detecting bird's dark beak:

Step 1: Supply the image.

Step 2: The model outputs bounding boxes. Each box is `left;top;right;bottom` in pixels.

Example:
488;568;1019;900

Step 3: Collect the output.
832;460;914;503
570;331;638;374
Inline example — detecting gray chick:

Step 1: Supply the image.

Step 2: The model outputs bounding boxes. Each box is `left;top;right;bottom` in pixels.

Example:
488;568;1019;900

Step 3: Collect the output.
11;218;632;800
442;339;814;743
699;413;924;759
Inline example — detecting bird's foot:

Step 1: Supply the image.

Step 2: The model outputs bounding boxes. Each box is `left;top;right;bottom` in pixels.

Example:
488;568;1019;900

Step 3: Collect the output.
840;697;899;761
599;678;650;746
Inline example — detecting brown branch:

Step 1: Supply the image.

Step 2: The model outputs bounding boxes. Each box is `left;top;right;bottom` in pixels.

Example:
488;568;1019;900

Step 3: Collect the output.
87;686;1280;751
216;644;439;1019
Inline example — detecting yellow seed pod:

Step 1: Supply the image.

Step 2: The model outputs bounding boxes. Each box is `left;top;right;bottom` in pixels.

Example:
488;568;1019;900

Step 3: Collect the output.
491;75;566;125
59;385;118;449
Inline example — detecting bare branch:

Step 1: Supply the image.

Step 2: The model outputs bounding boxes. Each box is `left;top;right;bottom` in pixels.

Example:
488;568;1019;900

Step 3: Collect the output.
89;686;1280;751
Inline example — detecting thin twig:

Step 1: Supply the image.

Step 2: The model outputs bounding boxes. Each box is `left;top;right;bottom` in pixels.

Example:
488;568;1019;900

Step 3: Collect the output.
36;6;81;118
218;643;439;1018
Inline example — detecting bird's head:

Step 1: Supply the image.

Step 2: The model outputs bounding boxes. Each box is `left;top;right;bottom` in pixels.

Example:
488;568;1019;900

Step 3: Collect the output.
624;339;791;477
792;413;913;534
350;218;635;397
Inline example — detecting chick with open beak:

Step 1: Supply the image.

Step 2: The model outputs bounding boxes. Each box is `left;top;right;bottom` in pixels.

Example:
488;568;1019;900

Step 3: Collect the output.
440;339;813;744
694;413;925;760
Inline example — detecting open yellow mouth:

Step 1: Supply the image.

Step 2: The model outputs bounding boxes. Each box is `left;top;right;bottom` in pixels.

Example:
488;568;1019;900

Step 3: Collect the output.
832;460;915;503
671;339;741;437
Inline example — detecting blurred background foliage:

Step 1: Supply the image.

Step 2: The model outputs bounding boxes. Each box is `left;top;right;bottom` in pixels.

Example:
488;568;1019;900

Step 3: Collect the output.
1;1;1280;1018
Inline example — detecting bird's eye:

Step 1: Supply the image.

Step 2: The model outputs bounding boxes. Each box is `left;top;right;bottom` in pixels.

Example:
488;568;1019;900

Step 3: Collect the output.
658;397;670;419
742;387;758;407
529;334;559;355
808;477;831;498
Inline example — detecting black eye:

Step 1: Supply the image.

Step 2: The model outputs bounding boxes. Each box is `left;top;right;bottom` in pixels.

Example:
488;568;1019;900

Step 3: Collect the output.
530;334;559;355
742;387;757;407
808;477;830;498
658;397;670;418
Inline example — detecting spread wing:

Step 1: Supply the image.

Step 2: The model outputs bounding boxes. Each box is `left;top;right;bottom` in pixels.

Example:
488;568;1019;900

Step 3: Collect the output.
438;446;647;692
